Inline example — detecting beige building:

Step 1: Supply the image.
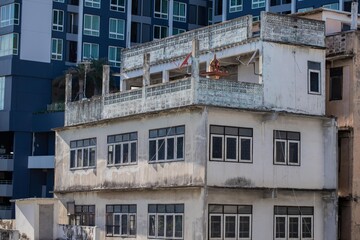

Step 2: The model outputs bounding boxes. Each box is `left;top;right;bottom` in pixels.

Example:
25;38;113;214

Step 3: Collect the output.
45;12;338;240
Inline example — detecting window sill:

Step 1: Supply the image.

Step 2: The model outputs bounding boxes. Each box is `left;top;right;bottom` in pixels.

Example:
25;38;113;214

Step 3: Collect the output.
107;162;137;167
148;159;184;164
70;166;96;171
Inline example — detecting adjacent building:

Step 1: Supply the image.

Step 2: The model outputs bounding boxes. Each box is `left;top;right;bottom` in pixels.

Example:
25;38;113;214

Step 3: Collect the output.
48;12;338;240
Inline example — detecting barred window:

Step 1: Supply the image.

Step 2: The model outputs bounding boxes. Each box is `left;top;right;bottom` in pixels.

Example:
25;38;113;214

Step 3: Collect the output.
70;138;96;169
69;205;95;226
106;204;136;237
107;132;137;166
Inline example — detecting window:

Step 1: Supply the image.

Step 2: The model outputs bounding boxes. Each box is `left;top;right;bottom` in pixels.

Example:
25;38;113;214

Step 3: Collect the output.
297;7;313;13
148;204;184;239
149;126;184;162
229;0;243;13
53;0;65;2
274;206;314;240
69;205;95;226
52;10;64;31
323;3;339;10
209;204;252;240
70;138;96;169
51;38;63;60
0;3;20;27
83;42;99;60
252;0;265;9
208;7;213;25
274;130;300;166
84;14;100;36
189;5;206;25
308;61;321;94
107;132;137;165
173;1;186;22
210;125;253;163
252;16;260;22
329;67;343;101
0;33;18;57
173;28;185;35
153;25;168;40
84;0;101;8
106;205;136;237
110;0;125;12
0;77;4;110
109;18;125;40
108;46;121;67
154;0;168;19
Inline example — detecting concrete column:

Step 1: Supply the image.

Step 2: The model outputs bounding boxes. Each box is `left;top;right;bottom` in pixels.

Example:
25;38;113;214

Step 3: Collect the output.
143;53;150;86
222;0;227;22
65;74;72;103
191;39;199;103
77;0;84;63
351;1;358;30
339;0;344;11
102;65;110;95
291;0;296;14
120;77;126;91
162;70;169;83
265;0;270;12
126;0;132;48
169;0;174;36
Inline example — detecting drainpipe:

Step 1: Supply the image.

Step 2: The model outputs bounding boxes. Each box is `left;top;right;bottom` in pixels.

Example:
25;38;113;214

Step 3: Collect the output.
351;0;358;30
169;0;174;36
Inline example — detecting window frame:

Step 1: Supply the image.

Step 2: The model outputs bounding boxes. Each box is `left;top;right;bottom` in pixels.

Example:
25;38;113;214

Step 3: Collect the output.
110;0;126;12
329;67;343;101
210;214;223;240
83;14;100;37
0;3;20;28
70;138;97;170
252;0;265;9
308;69;321;95
273;131;301;166
109;18;125;40
106;204;137;237
83;42;99;60
229;0;243;13
108;46;121;68
84;0;101;8
224;213;237;239
52;9;64;31
153;25;168;40
107;132;137;166
0;33;18;57
69;205;96;226
51;38;63;61
173;1;186;22
154;0;168;19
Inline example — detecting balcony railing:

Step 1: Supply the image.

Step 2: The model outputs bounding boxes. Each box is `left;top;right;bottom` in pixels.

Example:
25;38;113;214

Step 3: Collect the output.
326;31;355;57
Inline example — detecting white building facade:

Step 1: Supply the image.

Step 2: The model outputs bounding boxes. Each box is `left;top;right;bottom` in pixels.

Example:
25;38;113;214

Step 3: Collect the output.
53;12;337;240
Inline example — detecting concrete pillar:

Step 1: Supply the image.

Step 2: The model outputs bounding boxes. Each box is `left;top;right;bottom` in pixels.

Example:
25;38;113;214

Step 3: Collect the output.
143;53;150;86
162;70;169;83
77;0;84;63
65;74;72;103
291;0;296;14
120;77;126;91
339;0;344;11
102;65;110;95
126;0;132;48
191;39;199;103
265;0;270;12
351;0;358;30
169;0;174;36
222;0;227;22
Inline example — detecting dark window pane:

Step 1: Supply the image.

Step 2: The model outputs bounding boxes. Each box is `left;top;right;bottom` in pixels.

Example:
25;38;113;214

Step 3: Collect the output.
175;215;183;237
226;137;237;160
239;216;250;238
70;150;76;168
158;215;165;237
289;217;299;238
210;215;222;238
83;148;89;167
77;149;82;167
149;215;156;236
275;141;286;163
302;217;312;238
225;216;236;238
177;136;184;159
108;145;113;164
330;67;343;101
115;144;121;164
130;214;136;235
131;142;137;162
149;140;157;161
310;71;320;93
167;138;174;160
89;148;96;166
123;143;129;163
240;138;251;161
121;214;128;235
158;139;165;160
212;136;223;159
114;214;120;235
288;142;299;164
275;217;286;238
166;215;174;237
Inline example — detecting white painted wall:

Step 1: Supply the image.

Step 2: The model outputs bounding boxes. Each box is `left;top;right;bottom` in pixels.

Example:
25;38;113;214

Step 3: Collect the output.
262;42;326;115
20;0;52;63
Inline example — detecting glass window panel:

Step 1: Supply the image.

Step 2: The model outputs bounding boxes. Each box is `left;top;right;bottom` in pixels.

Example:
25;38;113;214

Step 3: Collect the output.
114;214;121;235
239;216;250;238
225;215;236;238
167;138;174;160
149;140;157;161
289;217;299;238
148;215;156;236
121;214;128;235
175;215;183;237
240;138;251;161
224;205;237;214
212;136;223;159
131;142;137;162
226;137;237;160
288;141;299;164
210;215;222;238
310;71;320;93
123;143;129;163
115;144;121;164
158;215;165;237
302;217;312;238
108;145;114;164
130;214;136;235
275;216;286;238
176;136;184;159
90;147;96;166
166;215;174;237
158;139;165;160
83;148;89;167
70;150;76;168
275;140;286;163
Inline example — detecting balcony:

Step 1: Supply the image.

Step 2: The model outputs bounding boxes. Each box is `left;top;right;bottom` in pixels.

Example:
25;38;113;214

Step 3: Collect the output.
0;181;13;197
0;156;13;171
326;31;356;58
28;156;54;169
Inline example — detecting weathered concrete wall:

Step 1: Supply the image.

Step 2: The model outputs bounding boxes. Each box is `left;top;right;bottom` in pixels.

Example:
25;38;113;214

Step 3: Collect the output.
206;108;336;190
326;31;355;57
56;109;207;193
65;96;102;126
56;225;98;240
262;42;326;115
261;12;325;47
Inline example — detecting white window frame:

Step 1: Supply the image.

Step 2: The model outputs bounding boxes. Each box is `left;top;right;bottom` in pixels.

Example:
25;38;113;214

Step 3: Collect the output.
112;213;136;236
0;3;20;27
287;140;300;166
209;214;223;240
108;140;137;166
308;69;321;94
224;214;237;240
229;0;243;13
149;135;184;162
301;216;313;240
148;213;183;239
108;46;121;68
274;139;287;165
0;33;18;57
83;42;99;60
274;215;287;240
238;214;252;240
84;0;101;8
109;18;125;40
52;9;64;31
0;77;5;110
173;28;186;35
153;25;168;40
225;136;238;162
51;38;63;60
110;0;125;12
288;215;300;240
210;134;224;161
70;140;96;169
83;14;100;37
173;1;186;22
252;0;265;9
323;3;339;10
154;0;168;19
239;136;252;163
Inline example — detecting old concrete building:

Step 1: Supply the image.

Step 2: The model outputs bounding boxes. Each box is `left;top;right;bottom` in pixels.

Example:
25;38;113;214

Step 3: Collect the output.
51;12;337;240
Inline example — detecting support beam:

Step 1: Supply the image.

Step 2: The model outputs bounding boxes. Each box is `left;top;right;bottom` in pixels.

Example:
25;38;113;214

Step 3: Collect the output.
65;74;72;103
102;65;110;95
162;70;169;83
143;53;150;86
351;0;358;30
